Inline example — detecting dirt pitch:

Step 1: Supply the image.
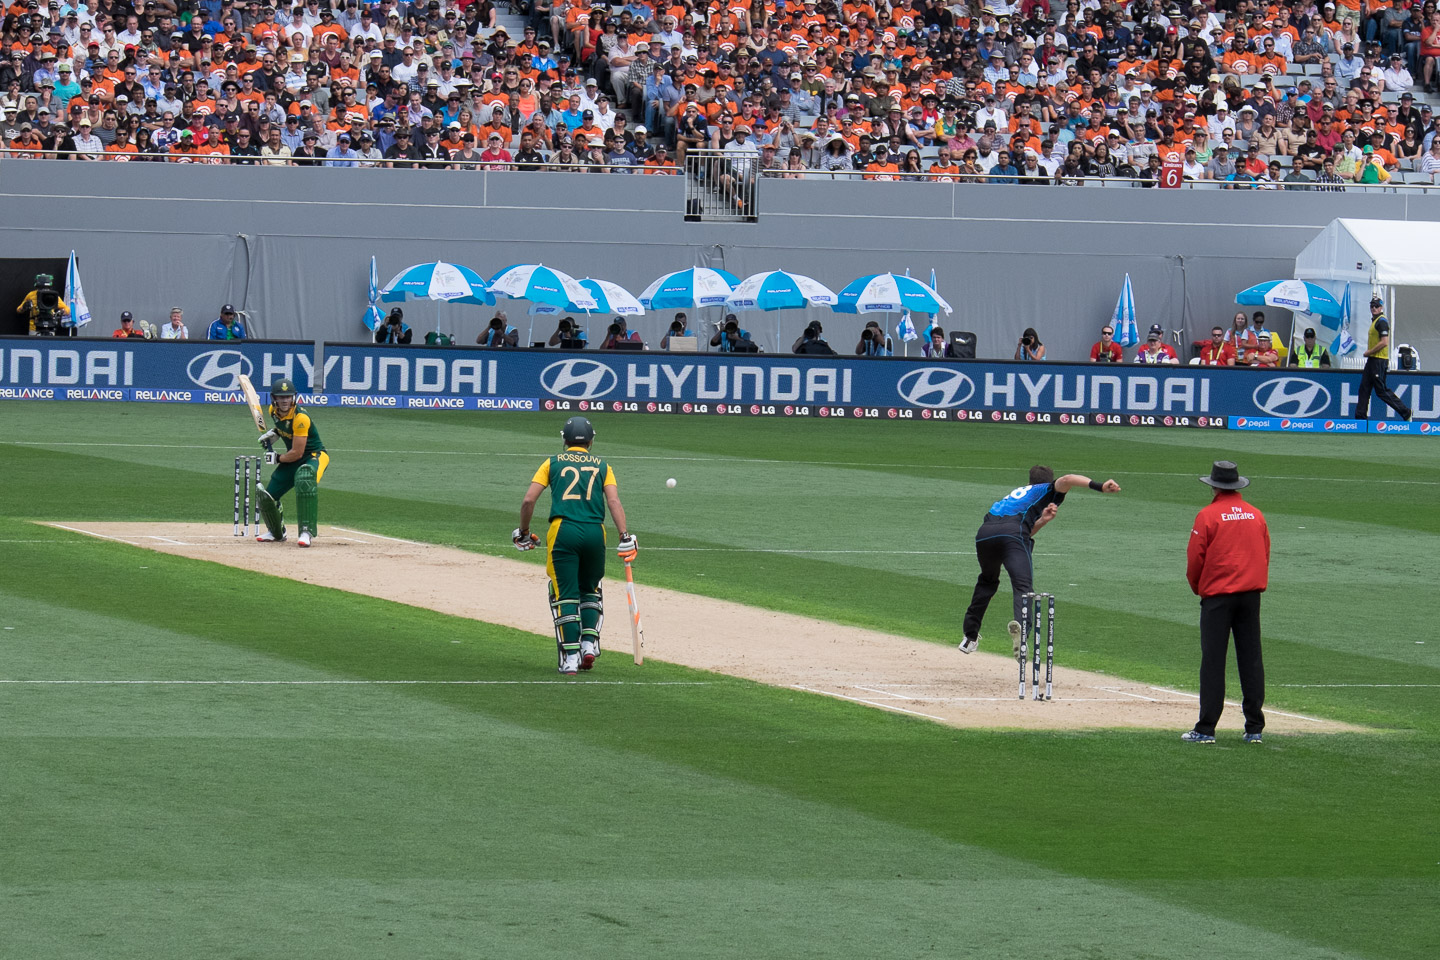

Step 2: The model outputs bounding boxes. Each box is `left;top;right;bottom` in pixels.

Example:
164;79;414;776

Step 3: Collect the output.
51;522;1357;734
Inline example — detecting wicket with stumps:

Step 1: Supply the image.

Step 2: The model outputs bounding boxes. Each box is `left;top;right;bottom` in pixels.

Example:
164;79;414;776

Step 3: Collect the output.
233;456;261;537
1018;592;1055;701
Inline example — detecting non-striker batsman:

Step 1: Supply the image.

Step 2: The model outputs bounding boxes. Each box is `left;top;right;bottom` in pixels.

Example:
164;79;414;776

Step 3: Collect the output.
515;417;637;675
255;379;328;547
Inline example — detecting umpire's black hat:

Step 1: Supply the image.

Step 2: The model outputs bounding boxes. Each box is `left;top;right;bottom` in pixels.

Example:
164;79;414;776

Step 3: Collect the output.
1200;460;1249;490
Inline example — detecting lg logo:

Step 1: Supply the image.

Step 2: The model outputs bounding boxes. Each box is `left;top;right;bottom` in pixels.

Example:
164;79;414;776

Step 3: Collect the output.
1252;377;1330;418
539;359;619;400
895;367;976;409
186;350;252;391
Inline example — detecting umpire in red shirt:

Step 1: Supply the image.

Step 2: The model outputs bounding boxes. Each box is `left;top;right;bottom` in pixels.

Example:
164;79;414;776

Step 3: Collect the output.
1184;461;1270;744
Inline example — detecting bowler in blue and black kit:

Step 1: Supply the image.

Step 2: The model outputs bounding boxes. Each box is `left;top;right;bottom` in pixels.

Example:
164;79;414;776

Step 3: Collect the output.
959;466;1122;654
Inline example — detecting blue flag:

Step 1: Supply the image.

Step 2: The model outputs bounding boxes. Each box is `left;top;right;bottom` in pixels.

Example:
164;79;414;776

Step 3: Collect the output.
896;311;918;343
364;255;383;331
1112;273;1139;347
1333;283;1358;356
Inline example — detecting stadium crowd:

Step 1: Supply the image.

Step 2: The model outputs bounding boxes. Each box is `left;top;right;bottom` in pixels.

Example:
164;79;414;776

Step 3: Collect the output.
3;0;1440;185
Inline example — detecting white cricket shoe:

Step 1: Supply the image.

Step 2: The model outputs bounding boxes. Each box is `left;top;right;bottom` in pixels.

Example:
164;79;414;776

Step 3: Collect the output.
297;530;312;548
256;530;285;543
558;653;580;676
579;640;599;670
1008;620;1022;655
957;635;979;655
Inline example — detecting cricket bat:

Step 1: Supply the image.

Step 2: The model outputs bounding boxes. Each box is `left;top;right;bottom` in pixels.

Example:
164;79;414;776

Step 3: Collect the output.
624;559;644;665
237;374;271;449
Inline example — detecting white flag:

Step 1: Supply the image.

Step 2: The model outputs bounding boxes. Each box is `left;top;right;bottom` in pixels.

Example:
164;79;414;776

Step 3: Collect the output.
64;250;91;328
896;311;918;343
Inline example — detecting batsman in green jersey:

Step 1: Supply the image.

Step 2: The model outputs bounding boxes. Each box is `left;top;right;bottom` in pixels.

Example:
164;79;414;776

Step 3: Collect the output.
256;379;328;548
515;416;636;675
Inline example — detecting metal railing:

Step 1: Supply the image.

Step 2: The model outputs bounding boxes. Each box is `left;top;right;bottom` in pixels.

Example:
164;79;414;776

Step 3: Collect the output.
683;148;760;222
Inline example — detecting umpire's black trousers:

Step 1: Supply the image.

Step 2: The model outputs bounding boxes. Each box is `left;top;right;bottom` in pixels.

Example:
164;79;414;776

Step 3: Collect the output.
1196;590;1265;736
1356;357;1411;420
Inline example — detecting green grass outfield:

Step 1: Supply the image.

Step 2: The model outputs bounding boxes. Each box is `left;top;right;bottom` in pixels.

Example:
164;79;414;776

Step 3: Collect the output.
1;402;1436;959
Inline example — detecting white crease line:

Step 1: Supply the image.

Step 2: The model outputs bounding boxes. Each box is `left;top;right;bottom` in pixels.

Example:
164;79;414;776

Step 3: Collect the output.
150;537;190;545
1097;686;1162;702
328;526;417;545
0;679;716;686
851;684;909;700
1149;685;1325;723
792;684;947;721
44;523;145;545
1275;684;1440;688
7;441;1437;485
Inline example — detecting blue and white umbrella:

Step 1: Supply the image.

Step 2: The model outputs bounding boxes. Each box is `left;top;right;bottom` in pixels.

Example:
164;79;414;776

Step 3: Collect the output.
489;263;598;311
64;250;91;329
1236;279;1342;319
640;267;740;309
528;277;645;316
833;272;952;315
1111;273;1139;347
380;260;494;305
726;269;837;312
363;256;384;331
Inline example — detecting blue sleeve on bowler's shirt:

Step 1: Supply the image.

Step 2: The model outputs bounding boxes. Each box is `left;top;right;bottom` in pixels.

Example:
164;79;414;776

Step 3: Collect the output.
989;482;1053;518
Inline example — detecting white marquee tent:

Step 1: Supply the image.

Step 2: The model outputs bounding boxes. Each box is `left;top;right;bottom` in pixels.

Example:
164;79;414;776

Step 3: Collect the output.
1295;218;1440;370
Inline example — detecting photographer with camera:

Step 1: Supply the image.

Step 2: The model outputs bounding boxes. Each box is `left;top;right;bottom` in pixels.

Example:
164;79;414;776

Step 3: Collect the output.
1089;325;1124;362
477;312;519;348
17;274;69;336
548;316;589;347
792;321;836;355
855;320;893;357
374;308;413;344
600;316;644;350
1014;326;1046;361
112;311;148;339
660;312;693;350
710;313;756;353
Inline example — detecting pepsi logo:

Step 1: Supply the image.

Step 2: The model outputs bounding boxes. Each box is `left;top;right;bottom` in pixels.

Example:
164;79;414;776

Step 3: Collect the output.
1281;419;1291;428
1423;423;1433;434
1324;420;1335;429
1377;422;1388;432
1237;417;1247;427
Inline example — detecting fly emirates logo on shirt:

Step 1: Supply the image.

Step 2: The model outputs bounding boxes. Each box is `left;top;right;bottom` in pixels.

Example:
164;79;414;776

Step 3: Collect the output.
1220;509;1257;521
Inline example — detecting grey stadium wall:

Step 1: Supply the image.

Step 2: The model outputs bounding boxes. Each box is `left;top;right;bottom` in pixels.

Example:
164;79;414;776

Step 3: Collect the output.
2;158;1438;361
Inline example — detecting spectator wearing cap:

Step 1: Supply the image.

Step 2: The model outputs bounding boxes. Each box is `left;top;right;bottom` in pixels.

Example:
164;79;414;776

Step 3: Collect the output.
384;127;420;168
208;305;245;341
1381;52;1414;93
479;132;511;170
113;311;146;339
71;117;103;158
1289;328;1333;369
324;131;358;167
1135;324;1178;364
161;308;189;340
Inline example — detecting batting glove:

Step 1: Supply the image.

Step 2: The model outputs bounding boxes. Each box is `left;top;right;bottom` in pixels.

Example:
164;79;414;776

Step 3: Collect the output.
512;528;540;551
616;533;638;561
258;429;279;447
263;451;280;465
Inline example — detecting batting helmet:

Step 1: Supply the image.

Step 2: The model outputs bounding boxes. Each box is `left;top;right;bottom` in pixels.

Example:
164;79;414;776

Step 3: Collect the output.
270;379;298;398
561;416;594;446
